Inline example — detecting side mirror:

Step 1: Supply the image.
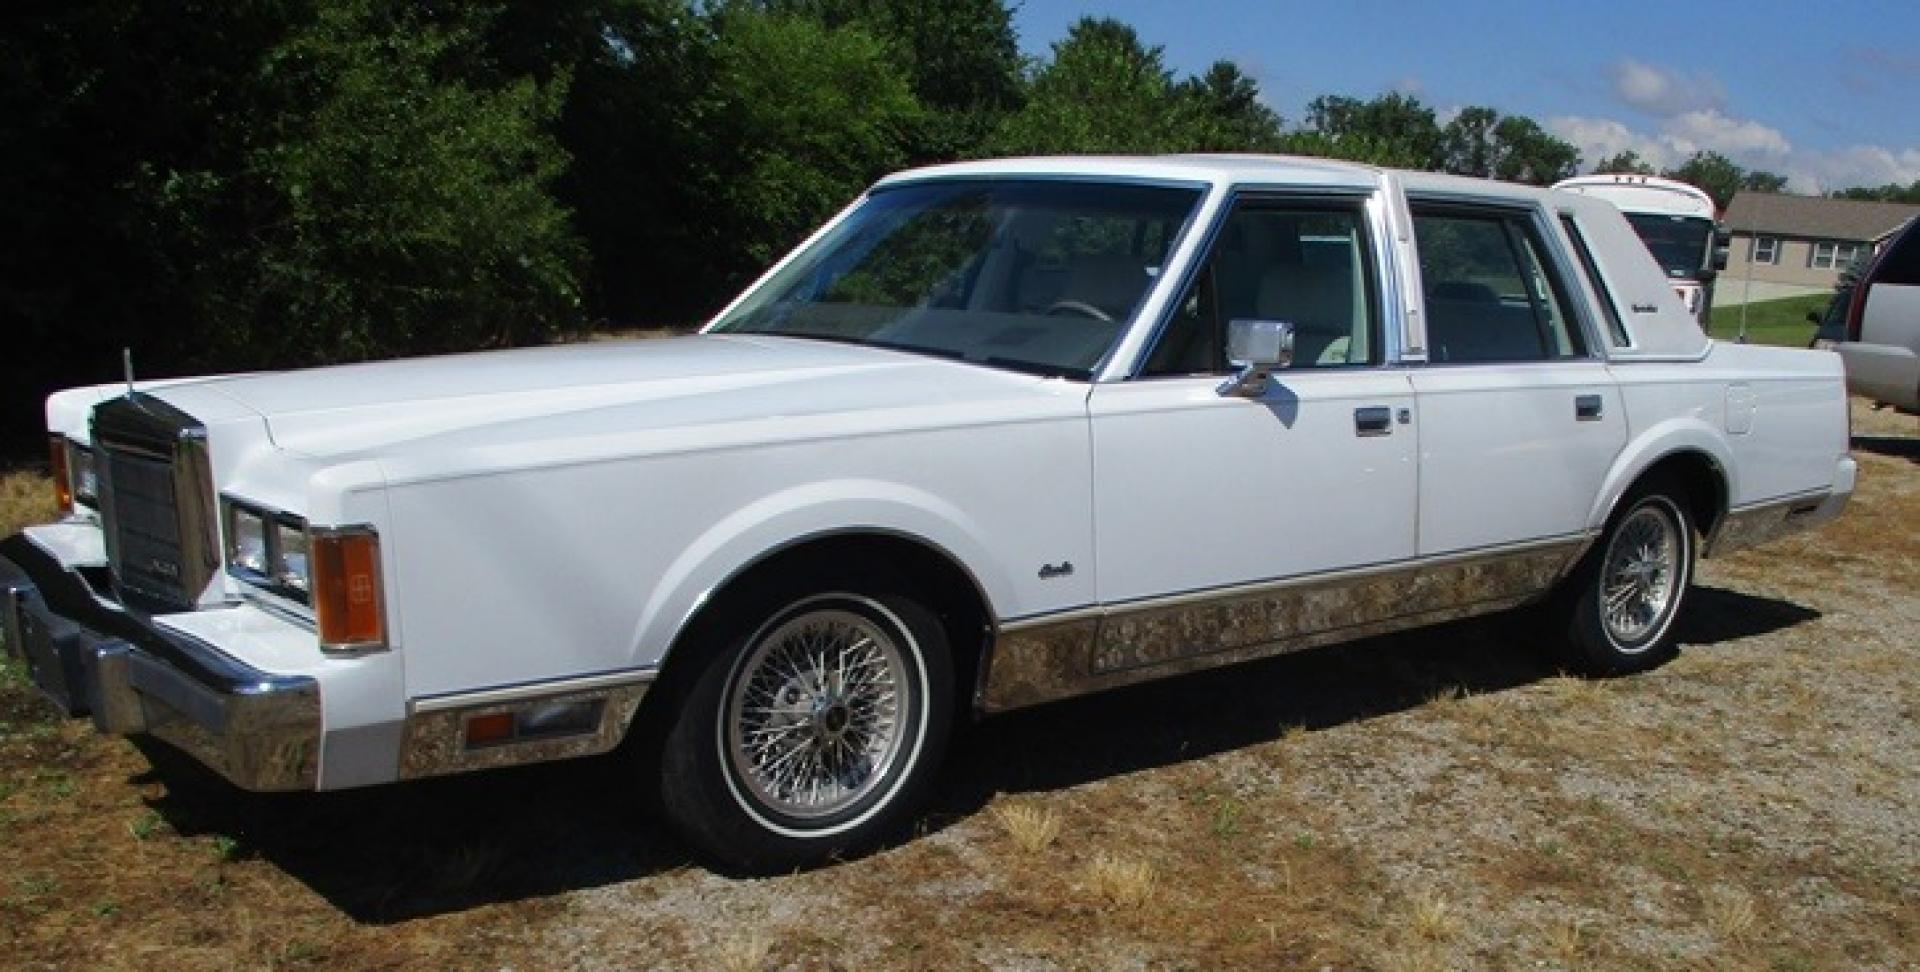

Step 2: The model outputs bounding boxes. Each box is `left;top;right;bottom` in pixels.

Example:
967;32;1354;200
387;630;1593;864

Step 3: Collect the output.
1711;226;1731;272
1218;319;1294;398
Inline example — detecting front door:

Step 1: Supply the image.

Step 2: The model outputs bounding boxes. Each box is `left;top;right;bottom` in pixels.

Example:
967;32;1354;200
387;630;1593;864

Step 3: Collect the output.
1089;194;1418;623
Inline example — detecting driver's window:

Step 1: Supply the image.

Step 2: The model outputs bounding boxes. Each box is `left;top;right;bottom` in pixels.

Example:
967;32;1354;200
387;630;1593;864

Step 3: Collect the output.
1143;201;1377;376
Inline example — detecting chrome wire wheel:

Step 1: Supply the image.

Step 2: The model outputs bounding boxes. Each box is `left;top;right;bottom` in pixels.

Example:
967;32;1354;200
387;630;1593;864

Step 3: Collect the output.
723;606;911;821
1600;503;1681;648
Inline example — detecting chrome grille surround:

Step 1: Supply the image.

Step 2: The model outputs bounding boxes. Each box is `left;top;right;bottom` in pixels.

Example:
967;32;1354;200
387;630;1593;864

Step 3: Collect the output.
90;394;220;614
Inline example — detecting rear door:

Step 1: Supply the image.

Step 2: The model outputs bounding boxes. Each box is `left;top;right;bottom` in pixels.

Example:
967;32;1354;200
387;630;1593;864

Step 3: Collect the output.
1406;201;1626;555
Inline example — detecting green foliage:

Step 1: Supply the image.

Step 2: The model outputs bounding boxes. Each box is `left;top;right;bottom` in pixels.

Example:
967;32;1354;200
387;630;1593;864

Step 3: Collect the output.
1303;93;1441;169
708;9;924;267
991;18;1190;155
155;0;585;367
1434;106;1579;184
767;0;1023;160
1662;150;1789;210
1175;61;1286;152
1592;150;1657;175
1832;180;1920;204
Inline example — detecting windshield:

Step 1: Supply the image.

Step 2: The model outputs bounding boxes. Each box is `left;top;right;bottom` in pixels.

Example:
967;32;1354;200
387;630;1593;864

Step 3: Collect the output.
1624;213;1715;280
710;180;1204;379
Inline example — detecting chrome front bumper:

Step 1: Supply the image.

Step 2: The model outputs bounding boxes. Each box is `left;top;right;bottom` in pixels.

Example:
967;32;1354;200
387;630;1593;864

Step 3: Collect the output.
0;533;320;791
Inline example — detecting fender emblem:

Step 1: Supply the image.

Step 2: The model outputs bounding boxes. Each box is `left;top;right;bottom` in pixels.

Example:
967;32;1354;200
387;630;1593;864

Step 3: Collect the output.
1038;561;1074;580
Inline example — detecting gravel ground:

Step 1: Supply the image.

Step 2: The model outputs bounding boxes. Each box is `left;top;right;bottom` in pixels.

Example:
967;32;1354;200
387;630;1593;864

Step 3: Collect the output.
2;400;1915;971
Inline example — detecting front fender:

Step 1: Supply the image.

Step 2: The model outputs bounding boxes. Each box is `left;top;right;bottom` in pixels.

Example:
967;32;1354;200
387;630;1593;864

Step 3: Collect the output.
632;479;1012;667
1585;416;1737;532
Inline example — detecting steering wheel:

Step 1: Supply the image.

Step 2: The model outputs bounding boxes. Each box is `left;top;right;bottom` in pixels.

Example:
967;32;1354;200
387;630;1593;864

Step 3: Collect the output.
1043;300;1113;322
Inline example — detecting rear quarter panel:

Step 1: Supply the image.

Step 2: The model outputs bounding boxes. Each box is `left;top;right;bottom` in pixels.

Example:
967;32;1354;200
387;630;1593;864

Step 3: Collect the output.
1598;342;1848;528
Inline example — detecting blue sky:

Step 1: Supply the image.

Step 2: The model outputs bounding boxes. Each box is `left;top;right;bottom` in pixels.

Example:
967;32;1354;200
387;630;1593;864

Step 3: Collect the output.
1011;1;1920;193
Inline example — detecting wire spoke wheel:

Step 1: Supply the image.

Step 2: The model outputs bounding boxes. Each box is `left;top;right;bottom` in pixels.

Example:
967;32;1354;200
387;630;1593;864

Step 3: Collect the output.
724;607;910;820
1599;504;1680;648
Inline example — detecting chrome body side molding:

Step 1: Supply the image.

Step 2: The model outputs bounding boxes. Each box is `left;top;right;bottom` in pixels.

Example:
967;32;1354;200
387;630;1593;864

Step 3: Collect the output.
398;669;655;780
977;536;1591;713
1704;469;1855;559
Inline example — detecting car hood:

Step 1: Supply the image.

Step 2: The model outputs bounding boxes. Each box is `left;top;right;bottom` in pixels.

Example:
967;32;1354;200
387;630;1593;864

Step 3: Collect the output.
179;334;1084;461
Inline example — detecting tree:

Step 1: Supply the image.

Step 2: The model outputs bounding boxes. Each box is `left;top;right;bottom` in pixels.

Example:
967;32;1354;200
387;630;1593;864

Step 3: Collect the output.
707;9;924;268
767;0;1021;160
1438;106;1500;177
1175;61;1285;151
1663;150;1787;210
1741;170;1789;194
149;0;585;368
1832;180;1920;204
1591;150;1656;175
1290;92;1442;169
1435;107;1578;184
990;17;1189;155
1488;115;1579;185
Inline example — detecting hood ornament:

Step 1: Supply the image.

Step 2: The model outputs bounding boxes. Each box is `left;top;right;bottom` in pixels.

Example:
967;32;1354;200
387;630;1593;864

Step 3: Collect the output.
123;347;135;398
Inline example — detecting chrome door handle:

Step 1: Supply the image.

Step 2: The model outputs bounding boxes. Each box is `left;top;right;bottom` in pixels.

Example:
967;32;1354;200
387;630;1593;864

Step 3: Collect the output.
1355;406;1393;436
1575;394;1603;421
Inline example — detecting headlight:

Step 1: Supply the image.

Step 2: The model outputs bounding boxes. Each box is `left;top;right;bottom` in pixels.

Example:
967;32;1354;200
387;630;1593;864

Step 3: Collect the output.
276;521;309;593
229;506;270;576
223;498;311;603
68;443;98;507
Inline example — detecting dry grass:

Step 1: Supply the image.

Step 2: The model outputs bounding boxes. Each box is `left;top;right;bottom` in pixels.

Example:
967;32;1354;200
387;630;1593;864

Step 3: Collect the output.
713;931;773;972
989;799;1062;853
0;397;1915;970
1407;890;1459;942
1704;887;1760;943
1083;852;1157;908
0;468;56;538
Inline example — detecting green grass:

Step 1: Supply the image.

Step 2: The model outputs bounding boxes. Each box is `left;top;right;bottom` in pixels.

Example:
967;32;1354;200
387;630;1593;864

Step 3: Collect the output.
1707;293;1832;348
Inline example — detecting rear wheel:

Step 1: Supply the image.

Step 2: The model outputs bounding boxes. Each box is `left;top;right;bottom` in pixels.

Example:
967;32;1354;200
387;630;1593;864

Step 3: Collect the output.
1557;483;1695;675
656;577;952;873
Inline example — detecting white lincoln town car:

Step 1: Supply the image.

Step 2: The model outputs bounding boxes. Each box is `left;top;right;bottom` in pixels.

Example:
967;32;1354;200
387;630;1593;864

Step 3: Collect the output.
1;156;1855;871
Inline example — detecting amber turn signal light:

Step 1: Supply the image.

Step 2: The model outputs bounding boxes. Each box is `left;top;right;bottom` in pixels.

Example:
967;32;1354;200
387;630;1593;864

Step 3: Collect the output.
312;529;385;650
49;437;73;514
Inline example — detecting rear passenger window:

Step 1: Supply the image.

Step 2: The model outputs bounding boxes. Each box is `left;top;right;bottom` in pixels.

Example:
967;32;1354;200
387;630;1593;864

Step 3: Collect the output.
1414;209;1587;363
1560;215;1631;346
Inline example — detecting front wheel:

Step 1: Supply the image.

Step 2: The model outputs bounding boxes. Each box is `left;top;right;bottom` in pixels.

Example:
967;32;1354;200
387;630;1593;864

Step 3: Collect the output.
656;581;952;873
1557;485;1695;676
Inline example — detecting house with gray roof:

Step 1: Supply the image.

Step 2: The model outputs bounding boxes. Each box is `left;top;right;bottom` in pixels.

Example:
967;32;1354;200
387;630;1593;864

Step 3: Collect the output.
1719;191;1920;303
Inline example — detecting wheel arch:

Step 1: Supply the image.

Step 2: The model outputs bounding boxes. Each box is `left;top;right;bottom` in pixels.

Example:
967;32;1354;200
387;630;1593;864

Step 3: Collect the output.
634;523;999;744
1588;420;1734;543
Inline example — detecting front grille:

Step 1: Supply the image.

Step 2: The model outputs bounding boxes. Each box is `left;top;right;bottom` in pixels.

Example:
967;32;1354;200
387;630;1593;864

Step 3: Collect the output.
101;447;187;607
92;394;218;614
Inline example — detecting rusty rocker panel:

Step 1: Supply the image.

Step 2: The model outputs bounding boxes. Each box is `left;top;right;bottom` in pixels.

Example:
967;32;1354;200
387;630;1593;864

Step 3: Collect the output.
977;535;1591;713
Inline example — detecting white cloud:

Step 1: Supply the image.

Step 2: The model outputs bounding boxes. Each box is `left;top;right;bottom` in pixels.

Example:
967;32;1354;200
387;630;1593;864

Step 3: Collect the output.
1661;110;1792;159
1610;59;1726;117
1548;113;1920;195
1784;145;1920;194
1549;114;1676;169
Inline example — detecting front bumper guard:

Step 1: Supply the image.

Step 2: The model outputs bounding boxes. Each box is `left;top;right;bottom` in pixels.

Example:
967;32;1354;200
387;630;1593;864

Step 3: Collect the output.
0;533;319;791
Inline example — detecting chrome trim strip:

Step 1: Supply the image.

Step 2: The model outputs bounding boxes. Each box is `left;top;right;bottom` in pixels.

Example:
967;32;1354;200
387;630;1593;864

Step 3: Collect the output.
979;536;1592;714
411;668;657;713
1704;488;1837;558
398;670;655;780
